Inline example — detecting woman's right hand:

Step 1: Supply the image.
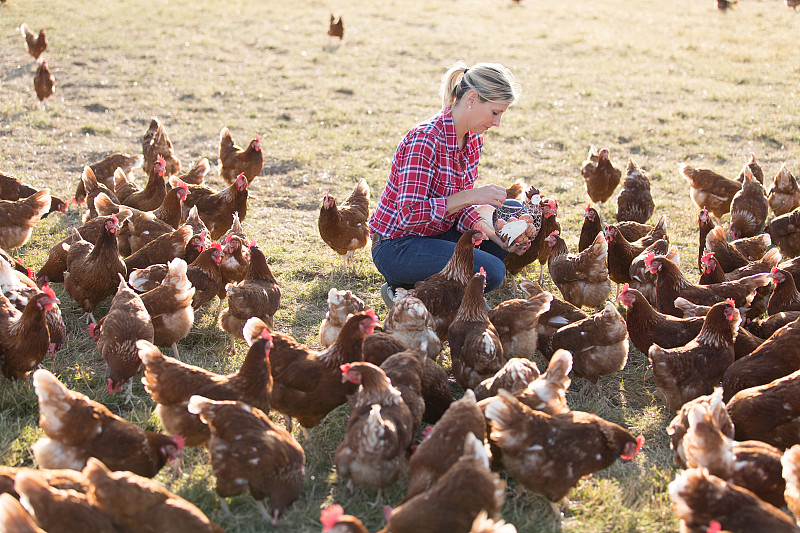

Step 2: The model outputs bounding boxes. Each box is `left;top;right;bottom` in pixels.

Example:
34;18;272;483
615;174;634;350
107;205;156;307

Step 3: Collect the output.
470;184;508;208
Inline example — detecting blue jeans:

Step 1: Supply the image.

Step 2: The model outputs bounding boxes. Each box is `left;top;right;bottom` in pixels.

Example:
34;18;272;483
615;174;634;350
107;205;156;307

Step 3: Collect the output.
371;226;508;292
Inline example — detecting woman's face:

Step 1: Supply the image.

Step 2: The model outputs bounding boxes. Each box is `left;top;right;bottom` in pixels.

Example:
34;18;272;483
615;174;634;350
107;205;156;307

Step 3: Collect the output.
466;95;510;134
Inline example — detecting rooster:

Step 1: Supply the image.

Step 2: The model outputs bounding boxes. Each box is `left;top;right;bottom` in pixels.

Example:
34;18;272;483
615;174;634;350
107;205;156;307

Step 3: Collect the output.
218;128;263;184
31;369;183;478
20;23;47;61
318;179;370;271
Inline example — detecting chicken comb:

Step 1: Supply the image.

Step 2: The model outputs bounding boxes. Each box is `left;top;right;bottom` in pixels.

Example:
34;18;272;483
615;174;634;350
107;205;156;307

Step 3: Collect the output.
364;308;378;320
26;267;35;280
249;239;257;248
584;204;592;213
701;251;715;263
725;298;736;308
176;179;188;191
548;230;559;238
707;521;722;533
383;506;393;523
620;434;645;461
771;266;780;274
156;154;166;165
259;328;273;341
88;323;99;339
210;242;223;252
479;267;486;277
619;283;629;297
173;434;186;451
644;252;655;267
320;505;344;530
236;172;247;182
41;284;57;299
199;229;209;239
340;363;352;376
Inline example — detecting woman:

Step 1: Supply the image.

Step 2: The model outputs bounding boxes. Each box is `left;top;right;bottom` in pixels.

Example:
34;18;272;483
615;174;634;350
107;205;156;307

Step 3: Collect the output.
369;61;525;305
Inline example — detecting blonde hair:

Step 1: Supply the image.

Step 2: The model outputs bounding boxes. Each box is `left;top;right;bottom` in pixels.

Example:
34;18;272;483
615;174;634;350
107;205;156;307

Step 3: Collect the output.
440;61;521;110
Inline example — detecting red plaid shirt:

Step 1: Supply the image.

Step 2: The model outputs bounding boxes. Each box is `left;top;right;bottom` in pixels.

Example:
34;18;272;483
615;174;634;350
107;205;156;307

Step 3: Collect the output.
369;108;483;238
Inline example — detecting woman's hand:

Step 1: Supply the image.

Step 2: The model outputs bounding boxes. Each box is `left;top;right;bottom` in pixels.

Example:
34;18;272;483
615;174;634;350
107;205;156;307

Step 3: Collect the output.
446;183;507;215
474;219;531;256
506;240;531;256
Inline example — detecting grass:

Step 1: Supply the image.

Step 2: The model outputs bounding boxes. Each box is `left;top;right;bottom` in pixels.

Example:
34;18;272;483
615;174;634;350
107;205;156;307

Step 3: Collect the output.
1;0;800;531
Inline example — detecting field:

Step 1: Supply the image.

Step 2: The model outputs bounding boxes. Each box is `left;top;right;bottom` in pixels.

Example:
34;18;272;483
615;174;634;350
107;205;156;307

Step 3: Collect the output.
2;0;800;531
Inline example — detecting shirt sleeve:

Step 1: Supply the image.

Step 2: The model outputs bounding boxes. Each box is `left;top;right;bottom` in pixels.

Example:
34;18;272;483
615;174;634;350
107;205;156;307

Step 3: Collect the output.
457;205;483;233
393;132;451;232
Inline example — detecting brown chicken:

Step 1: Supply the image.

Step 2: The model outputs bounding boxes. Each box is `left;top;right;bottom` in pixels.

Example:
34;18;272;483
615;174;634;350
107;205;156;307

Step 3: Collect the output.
668;468;798;533
175;157;210;186
768;164;800;217
0;188;50;250
36;211;131;285
76;152;143;206
746;310;800;339
12;470;117;533
379;433;505;533
620;284;704;354
81;167;120;222
518;278;588;358
180;172;249;240
153;180;188;229
269;310;379;430
319;505;368;533
729;166;769;239
220;244;281;351
727;369;800;449
488;288;552;358
380;349;426;433
139;320;273;447
63;216;127;323
767;267;800;315
0;287;59;380
123;223;193;273
328;14;344;40
645;254;771;317
129;241;223;310
581;146;621;208
115;155;167;212
485;389;643;511
137;257;195;359
83;457;224;533
551;300;629;385
0;492;45;533
33;61;54;106
448;269;506;391
580;204;653;253
722;317;800;402
93;275;154;401
706;225;772;273
682;401;786;508
403;390;486;502
319;179;370;271
666;388;734;468
320;288;366;348
768;206;800;259
94;192;176;257
545;229;611;309
783;445;800;522
605;222;652;288
188;396;304;525
615;158;655;224
142;117;181;177
409;229;483;341
217;229;250;303
20;23;47;61
628;237;678;305
335;362;414;501
0;174;66;218
510;349;573;415
649;299;739;411
682;163;742;220
219;128;263;184
31;369;183;478
737;154;764;183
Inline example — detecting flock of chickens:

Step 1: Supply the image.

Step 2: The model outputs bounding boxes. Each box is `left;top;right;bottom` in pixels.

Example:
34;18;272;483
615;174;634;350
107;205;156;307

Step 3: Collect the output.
7;15;800;533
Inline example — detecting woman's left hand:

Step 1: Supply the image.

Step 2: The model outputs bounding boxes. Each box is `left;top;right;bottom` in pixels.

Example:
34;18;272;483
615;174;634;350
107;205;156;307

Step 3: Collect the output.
506;240;531;256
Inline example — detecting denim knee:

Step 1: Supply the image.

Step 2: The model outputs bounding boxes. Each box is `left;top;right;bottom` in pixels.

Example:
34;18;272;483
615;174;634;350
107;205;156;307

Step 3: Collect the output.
477;255;506;292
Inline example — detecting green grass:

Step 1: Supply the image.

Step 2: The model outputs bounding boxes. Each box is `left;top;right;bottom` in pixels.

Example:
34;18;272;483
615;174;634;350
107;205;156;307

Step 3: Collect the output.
1;0;800;531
